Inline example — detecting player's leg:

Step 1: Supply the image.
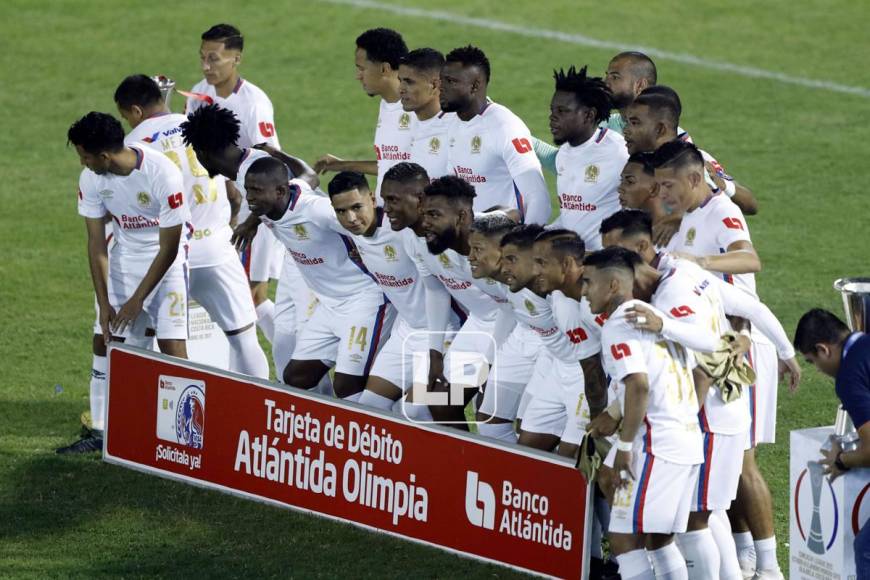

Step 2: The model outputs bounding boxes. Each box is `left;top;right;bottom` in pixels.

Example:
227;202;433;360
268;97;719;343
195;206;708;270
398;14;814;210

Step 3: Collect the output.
331;302;395;402
476;332;538;442
554;360;591;459
607;447;657;579
145;262;189;359
273;253;313;379
242;227;282;343
709;510;743;580
517;362;570;451
360;320;413;411
283;305;336;389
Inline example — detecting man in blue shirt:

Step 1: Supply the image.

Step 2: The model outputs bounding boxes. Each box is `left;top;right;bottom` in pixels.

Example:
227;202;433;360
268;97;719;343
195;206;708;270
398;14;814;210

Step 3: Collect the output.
795;308;870;580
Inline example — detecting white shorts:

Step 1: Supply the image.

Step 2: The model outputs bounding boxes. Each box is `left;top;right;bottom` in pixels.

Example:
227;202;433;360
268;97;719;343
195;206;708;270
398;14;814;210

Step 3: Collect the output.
188;259;257;332
369;318;458;392
292;297;396;376
746;337;778;447
93;295;132;338
442;315;498;389
520;358;590;445
108;253;188;340
274;252;318;334
607;448;699;535
692;431;744;512
240;224;283;282
479;327;542;419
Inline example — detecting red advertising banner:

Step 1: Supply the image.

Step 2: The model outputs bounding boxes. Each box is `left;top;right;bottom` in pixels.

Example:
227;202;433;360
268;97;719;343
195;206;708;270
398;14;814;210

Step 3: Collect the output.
104;346;591;578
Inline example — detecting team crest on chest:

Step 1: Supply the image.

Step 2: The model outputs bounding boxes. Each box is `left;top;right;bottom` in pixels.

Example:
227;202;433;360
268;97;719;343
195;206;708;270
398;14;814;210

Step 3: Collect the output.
398;113;411;130
524;298;538;316
137;191;152;207
584;164;599;183
384;244;398;262
293;224;309;240
429;137;441;154
438;253;451;268
470;135;482;154
686;227;696;246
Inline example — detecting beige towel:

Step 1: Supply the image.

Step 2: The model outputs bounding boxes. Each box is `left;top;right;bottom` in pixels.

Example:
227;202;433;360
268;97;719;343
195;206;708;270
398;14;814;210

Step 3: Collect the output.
694;332;757;403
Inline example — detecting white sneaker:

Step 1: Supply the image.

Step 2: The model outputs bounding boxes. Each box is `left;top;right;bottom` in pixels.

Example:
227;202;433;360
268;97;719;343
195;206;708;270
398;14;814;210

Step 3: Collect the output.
751;569;785;580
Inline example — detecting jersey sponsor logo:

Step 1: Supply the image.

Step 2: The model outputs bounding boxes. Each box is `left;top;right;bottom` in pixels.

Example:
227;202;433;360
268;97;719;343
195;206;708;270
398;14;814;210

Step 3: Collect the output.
167;192;183;209
567;327;589;344
523;298;538;316
293;224;309;240
428;136;441;154
595;313;609;327
584;164;599;183
610;343;631;360
137;191;152;208
258;122;275;138
470;135;482;154
686;227;696;246
669;305;695;318
383;244;398;262
398;112;411;130
142;131;160;144
558;193;597;212
692;279;710;296
465;471;496;530
511;137;532;154
722;217;744;231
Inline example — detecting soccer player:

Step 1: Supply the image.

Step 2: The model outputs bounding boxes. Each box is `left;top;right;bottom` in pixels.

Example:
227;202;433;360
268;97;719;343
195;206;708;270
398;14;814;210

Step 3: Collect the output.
547;65;628;251
315;28;411;200
604;51;659;134
63;112;191;452
400;48;452;179
583;247;703;580
617;152;669;223
441;45;551;224
325;165;459;419
185;23;285;341
115;75;269;378
653;140;783;579
242;157;394;401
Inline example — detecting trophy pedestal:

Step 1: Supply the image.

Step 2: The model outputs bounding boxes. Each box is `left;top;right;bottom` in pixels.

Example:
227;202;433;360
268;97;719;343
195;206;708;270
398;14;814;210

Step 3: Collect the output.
790;426;870;579
186;301;230;370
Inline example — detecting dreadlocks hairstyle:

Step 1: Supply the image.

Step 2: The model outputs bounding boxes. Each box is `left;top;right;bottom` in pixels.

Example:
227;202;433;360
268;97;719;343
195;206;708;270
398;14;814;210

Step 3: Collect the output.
599;209;653;238
383;161;429;185
553;65;613;124
181;104;241;152
201;23;244;51
356;28;408;70
445;45;491;82
423;175;476;208
67;112;125;154
327;171;370;197
400;47;445;73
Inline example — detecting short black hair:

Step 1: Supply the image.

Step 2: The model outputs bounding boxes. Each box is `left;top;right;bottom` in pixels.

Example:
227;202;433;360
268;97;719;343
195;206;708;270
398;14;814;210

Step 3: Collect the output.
328;171;370;197
445;45;491;83
356;28;408;70
423;175;476;208
633;90;680;132
500;224;546;249
626;151;656;176
794;309;851;354
599;209;653;238
550;237;587;261
553;65;613;124
583;246;643;273
246;156;290;184
651;139;704;172
535;228;581;244
400;47;445;73
114;74;163;110
641;85;682;118
612;51;657;85
471;213;516;238
67;112;125;155
181;104;240;152
383;161;429;184
202;23;244;51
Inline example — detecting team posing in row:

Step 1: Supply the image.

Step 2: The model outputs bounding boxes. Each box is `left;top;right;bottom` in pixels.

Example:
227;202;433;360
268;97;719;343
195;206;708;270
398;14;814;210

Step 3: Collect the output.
63;23;800;580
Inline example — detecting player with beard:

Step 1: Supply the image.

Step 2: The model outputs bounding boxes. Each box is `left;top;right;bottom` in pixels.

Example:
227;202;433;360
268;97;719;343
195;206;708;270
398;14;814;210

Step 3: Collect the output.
548;65;628;251
441;45;550;224
399;48;452;179
315;28;411;201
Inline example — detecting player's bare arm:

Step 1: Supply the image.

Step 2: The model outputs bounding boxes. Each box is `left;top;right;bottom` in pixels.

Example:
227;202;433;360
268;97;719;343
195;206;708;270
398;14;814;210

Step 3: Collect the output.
226;180;242;225
580;354;607;417
255;145;320;189
705;160;758;216
85;217;113;343
615;372;649;487
677;240;761;274
231;213;261;252
313;154;378;176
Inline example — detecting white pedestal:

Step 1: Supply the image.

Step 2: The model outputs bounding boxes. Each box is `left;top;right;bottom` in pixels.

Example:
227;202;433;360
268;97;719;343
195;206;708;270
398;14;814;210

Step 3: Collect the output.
186;301;230;370
790;426;870;580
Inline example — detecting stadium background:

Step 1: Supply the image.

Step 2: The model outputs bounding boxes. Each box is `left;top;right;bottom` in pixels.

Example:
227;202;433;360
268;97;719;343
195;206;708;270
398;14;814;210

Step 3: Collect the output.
2;0;868;575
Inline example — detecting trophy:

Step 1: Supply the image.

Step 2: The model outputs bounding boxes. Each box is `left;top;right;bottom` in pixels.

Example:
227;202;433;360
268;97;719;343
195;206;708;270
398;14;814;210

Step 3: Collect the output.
151;75;176;109
833;277;870;450
806;461;827;554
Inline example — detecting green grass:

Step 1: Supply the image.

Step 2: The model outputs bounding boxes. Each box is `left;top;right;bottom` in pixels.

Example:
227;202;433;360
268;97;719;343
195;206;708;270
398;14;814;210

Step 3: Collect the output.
2;0;868;576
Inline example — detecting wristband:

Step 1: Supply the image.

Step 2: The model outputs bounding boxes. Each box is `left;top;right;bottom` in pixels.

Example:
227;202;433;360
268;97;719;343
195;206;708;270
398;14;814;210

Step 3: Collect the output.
723;180;736;198
615;439;633;452
835;451;850;471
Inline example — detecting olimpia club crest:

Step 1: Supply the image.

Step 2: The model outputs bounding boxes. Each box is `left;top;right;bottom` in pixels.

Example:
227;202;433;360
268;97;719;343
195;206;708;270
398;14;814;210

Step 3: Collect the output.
156;375;206;450
137;191;152;208
524;299;538;316
686;227;696;246
438;253;451;268
584;164;599;183
384;244;398;262
429;137;441;154
471;135;482;154
294;224;309;240
399;112;411;130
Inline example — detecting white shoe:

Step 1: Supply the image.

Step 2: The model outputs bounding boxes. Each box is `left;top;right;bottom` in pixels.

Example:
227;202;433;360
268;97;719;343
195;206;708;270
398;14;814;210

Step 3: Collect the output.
751;569;784;580
741;568;755;580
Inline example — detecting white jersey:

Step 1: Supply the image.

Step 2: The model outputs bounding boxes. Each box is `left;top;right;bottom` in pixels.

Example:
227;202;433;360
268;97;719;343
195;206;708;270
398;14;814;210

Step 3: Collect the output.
126;113;234;269
259;180;384;310
667;193;755;296
78;146;192;262
408;112;453;179
507;289;575;363
233;147;276;225
374;99;415;199
185;77;280;150
548;291;605;361
601;300;703;465
446;102;544;220
551;127;628;251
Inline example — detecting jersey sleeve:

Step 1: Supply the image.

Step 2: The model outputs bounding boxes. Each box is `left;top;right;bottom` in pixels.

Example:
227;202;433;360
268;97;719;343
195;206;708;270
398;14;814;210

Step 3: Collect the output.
712;275;795;359
837;358;870;430
245;94;281;149
601;316;648;382
715;205;752;249
655;279;720;352
154;161;191;228
77;171;107;219
497;115;550;224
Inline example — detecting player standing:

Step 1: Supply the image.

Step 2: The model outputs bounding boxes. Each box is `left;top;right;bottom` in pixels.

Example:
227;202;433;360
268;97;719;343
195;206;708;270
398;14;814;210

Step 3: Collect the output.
441;45;550;224
400;48;452;179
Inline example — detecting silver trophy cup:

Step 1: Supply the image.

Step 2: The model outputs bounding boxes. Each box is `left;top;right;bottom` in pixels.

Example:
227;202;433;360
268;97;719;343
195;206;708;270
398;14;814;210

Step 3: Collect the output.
833;277;870;449
151;75;176;109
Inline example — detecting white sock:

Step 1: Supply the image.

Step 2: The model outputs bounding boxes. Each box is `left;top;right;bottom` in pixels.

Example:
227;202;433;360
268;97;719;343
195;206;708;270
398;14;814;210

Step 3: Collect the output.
616;549;655;580
677;529;719;580
89;355;108;431
753;536;779;572
272;329;296;383
710;511;742;580
226;327;269;379
401;401;433;422
733;531;756;572
342;391;363;403
255;300;275;343
649;543;689;580
477;421;518;443
359;390;396;411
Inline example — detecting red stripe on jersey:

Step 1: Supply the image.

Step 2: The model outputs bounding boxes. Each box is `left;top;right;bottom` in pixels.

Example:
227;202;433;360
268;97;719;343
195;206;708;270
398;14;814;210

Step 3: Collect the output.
594;127;607;143
233;77;245;94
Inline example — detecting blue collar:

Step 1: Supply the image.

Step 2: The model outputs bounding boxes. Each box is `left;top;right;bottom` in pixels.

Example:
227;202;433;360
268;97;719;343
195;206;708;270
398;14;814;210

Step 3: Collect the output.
843;332;864;361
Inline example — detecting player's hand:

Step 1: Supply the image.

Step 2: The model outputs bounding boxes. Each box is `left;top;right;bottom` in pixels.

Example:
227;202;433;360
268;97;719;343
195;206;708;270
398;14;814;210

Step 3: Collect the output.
820;440;845;481
613;450;635;489
232;218;259;252
652;213;682;247
597;465;618;503
427;350;448;392
625;304;663;333
705;161;727;192
99;304;117;345
730;334;752;359
779;356;802;392
112;296;143;335
313;154;343;175
587;412;619;438
252;142;278;155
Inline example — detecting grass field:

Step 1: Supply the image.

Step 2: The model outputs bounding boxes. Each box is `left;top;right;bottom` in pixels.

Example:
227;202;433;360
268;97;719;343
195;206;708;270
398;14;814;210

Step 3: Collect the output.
2;0;869;576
